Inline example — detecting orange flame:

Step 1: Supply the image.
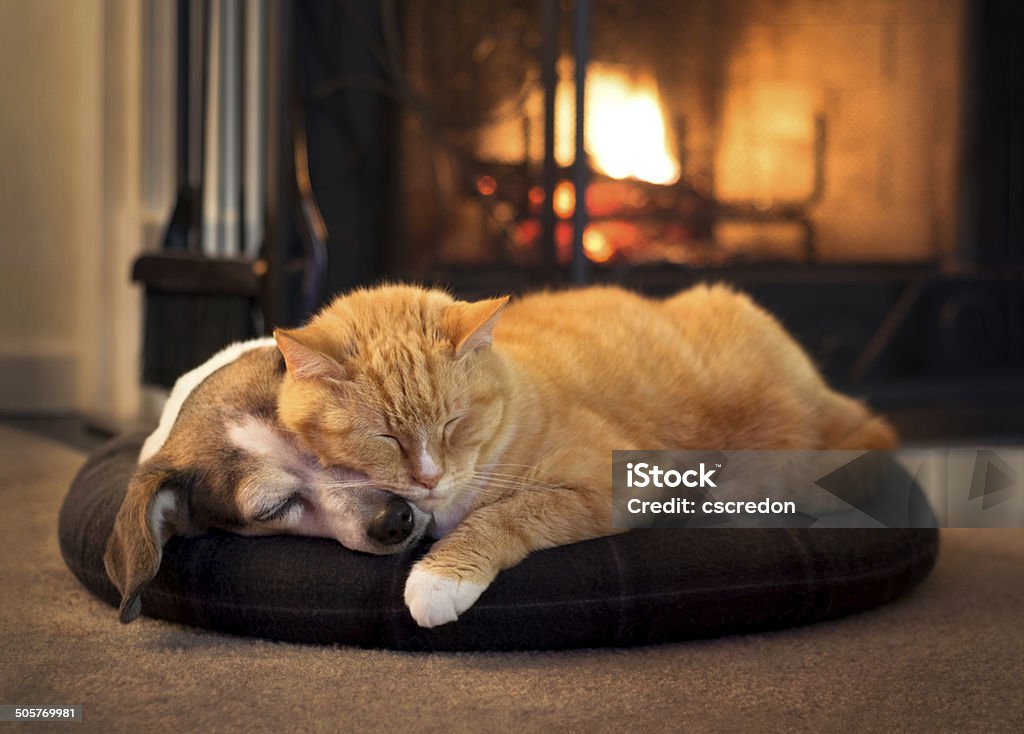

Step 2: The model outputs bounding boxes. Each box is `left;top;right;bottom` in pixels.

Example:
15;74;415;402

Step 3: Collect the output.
553;181;575;218
583;228;613;262
557;62;680;186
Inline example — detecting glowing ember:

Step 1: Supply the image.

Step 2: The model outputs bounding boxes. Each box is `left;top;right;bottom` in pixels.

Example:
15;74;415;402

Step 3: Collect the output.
582;228;613;262
514;219;541;248
476;175;498;196
557;62;681;186
553;181;575;219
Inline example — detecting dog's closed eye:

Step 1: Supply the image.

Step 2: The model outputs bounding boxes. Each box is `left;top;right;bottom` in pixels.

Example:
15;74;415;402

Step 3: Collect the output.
254;492;303;523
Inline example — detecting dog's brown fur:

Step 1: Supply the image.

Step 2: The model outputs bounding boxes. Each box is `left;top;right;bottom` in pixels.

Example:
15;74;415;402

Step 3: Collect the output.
105;344;429;623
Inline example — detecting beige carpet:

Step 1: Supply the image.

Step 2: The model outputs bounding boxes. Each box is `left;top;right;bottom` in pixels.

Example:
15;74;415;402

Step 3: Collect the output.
1;422;1022;733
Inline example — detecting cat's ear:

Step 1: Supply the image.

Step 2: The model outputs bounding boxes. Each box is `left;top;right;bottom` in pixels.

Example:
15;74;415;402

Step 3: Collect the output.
274;329;348;382
441;296;510;358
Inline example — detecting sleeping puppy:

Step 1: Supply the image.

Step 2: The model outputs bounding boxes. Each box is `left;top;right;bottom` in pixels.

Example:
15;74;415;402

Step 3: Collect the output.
105;338;431;623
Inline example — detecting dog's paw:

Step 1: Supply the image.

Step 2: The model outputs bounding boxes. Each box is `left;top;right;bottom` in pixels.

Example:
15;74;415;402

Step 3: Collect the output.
404;564;487;628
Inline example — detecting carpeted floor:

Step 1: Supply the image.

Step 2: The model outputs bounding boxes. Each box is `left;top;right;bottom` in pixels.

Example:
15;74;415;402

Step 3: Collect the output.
1;421;1022;733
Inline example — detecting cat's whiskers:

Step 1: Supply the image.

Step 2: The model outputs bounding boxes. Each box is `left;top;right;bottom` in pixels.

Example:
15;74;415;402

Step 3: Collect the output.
481;463;561;481
321;480;379;489
473;468;559;484
470;471;565;492
464;475;528;503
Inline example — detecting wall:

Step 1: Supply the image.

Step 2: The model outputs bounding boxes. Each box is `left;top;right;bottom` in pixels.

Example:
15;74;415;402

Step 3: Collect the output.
0;0;169;422
0;0;104;412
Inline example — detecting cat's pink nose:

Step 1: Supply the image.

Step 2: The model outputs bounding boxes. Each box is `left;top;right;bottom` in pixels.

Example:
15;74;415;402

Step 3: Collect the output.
411;449;443;490
412;469;442;490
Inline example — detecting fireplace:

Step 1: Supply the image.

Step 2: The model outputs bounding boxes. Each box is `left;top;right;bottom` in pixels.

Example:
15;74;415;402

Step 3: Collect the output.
251;0;1023;407
388;0;965;279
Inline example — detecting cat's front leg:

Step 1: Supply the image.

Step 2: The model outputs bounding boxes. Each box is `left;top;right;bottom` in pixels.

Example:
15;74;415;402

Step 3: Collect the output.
403;475;615;628
404;565;490;628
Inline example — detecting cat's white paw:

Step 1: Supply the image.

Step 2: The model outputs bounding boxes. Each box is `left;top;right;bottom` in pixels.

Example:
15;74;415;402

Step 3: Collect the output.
404;565;487;628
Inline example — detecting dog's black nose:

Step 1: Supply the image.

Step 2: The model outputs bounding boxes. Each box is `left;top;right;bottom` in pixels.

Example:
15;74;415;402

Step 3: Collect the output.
368;496;415;545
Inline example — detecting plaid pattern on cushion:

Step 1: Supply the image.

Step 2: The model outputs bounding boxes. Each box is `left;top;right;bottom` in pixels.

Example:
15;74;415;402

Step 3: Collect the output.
59;432;938;651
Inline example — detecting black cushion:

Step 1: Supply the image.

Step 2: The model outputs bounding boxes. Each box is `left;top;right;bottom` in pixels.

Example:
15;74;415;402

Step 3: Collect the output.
59;432;938;651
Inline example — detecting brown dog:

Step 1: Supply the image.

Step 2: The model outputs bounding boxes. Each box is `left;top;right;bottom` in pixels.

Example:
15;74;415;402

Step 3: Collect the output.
104;338;431;623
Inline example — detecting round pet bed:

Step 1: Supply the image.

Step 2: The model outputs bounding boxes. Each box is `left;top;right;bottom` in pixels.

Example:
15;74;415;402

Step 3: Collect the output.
59;432;938;651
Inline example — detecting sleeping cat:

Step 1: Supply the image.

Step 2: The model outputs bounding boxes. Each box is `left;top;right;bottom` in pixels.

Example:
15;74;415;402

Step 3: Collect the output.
274;284;897;627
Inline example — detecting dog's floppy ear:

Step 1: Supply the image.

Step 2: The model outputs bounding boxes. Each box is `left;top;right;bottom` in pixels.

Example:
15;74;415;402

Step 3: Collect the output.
103;463;192;623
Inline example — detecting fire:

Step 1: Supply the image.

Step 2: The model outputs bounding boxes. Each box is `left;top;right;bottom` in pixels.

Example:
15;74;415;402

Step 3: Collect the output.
476;175;497;196
582;228;613;262
557;62;680;186
553;181;575;218
476;59;681;186
479;60;686;265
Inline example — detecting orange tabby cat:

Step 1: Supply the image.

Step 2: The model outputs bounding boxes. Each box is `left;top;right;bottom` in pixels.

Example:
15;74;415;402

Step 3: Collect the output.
274;284;896;627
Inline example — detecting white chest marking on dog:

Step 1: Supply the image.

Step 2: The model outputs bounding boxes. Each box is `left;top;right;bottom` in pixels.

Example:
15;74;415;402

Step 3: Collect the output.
139;337;277;463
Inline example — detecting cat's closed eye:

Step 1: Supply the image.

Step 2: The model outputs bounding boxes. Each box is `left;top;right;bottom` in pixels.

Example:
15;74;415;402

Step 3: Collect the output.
443;416;464;440
376;434;405;454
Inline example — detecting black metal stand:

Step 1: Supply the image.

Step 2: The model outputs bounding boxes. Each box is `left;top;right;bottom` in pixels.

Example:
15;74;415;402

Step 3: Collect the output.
134;0;328;387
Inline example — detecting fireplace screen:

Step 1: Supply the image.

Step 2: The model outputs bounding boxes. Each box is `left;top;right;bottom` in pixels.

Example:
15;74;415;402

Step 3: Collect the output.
393;0;965;276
